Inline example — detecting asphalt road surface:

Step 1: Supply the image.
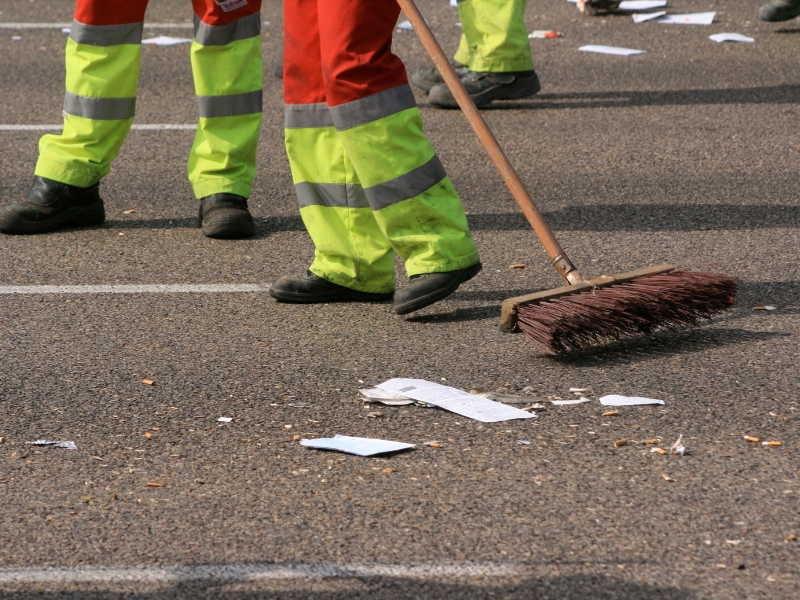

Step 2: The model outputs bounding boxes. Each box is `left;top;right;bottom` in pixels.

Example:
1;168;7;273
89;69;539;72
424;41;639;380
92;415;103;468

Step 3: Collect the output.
1;1;798;598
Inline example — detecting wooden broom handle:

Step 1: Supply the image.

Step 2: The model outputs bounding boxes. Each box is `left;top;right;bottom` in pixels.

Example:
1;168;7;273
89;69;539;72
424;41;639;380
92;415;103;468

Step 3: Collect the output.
397;0;583;285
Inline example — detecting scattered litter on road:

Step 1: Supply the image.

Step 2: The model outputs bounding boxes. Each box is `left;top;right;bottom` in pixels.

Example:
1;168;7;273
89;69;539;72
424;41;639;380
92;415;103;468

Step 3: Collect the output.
359;388;415;406
670;434;685;455
471;389;542;404
142;36;191;45
641;438;659;445
762;441;782;447
292;434;300;441
787;534;797;541
528;30;561;39
300;434;414;456
27;440;77;450
217;417;232;423
753;305;776;311
12;36;21;41
632;11;666;22
602;410;619;417
661;473;675;482
0;437;5;444
396;19;428;31
709;33;754;43
614;438;628;447
450;0;457;6
599;395;664;406
423;440;443;447
744;436;760;443
377;379;535;422
61;28;71;34
569;388;589;393
142;379;154;386
509;262;527;268
725;539;741;545
618;0;667;9
655;12;715;25
146;482;164;487
123;209;135;214
552;397;591;405
288;402;310;408
651;447;667;455
366;412;383;418
144;433;153;439
382;467;396;473
579;45;645;56
11;450;29;459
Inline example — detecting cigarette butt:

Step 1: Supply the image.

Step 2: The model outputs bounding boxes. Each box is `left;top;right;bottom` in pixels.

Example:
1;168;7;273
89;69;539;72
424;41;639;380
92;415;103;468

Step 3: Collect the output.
641;438;658;445
786;534;797;541
602;410;619;417
381;468;396;474
150;427;160;431
652;448;667;455
429;442;442;448
510;263;526;269
744;436;759;443
661;474;675;482
762;441;782;447
146;482;163;487
614;438;627;447
144;433;153;439
292;434;300;441
123;209;135;215
142;379;154;386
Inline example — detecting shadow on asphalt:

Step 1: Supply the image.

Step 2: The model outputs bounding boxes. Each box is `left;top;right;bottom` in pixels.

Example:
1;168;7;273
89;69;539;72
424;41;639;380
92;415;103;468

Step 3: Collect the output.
466;84;800;110
0;574;691;599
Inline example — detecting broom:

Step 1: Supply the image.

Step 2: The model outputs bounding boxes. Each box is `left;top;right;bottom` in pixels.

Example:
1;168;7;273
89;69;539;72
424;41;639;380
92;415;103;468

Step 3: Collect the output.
397;0;737;354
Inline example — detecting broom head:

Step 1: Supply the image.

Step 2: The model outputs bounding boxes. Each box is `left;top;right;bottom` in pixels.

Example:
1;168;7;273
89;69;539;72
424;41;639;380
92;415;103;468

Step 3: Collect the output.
501;264;738;355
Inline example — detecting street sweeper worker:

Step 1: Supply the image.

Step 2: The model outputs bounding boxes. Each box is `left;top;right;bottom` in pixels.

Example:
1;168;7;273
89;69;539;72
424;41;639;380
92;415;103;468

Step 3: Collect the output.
269;0;482;315
410;0;541;108
0;0;263;240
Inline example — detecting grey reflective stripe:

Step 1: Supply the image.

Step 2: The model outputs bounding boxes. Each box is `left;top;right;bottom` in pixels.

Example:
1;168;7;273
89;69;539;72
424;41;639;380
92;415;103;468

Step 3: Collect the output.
284;103;334;129
69;19;143;46
63;92;136;120
295;182;370;210
329;84;417;131
365;155;447;210
193;12;260;46
197;90;262;118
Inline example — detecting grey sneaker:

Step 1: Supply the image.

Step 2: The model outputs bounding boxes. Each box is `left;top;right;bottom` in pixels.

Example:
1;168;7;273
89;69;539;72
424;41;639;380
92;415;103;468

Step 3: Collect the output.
428;70;541;108
577;0;621;15
410;60;469;93
759;0;800;21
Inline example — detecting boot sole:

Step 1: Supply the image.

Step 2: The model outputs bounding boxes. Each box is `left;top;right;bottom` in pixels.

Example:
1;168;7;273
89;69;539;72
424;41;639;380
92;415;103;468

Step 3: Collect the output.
429;76;541;109
0;204;105;235
269;287;393;304
395;262;482;315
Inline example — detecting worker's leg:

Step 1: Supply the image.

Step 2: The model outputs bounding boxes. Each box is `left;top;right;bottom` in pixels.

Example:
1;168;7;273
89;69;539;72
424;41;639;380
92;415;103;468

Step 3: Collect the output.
280;0;395;295
187;0;263;200
35;0;149;187
319;0;480;280
455;0;533;73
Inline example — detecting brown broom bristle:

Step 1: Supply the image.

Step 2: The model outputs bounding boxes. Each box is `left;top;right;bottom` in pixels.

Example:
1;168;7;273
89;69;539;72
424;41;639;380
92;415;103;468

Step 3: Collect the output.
516;270;738;355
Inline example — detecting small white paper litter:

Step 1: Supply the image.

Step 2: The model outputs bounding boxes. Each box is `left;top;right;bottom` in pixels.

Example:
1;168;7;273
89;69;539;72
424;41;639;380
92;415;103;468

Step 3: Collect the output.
396;20;413;30
300;435;414;456
217;417;233;422
569;388;588;393
142;36;192;45
516;440;531;445
359;388;415;406
552;397;591;406
12;35;21;40
599;395;665;406
709;33;754;43
376;379;535;423
656;12;715;25
670;434;686;455
62;27;71;33
618;0;667;9
27;440;77;450
633;11;666;22
579;45;645;56
450;0;458;6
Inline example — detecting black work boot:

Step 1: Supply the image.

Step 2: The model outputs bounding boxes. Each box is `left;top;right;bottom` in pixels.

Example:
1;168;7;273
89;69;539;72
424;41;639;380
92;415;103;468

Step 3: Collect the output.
0;176;104;235
199;193;255;239
410;60;469;93
759;0;800;21
428;70;540;108
269;271;394;303
394;262;482;315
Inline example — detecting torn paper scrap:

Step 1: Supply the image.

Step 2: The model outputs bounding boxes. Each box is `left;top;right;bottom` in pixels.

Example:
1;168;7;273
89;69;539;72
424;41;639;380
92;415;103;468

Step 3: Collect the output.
618;0;667;9
599;395;665;406
359;388;415;406
27;440;77;450
670;434;686;455
569;388;588;393
579;45;645;56
656;12;715;25
142;36;192;45
300;435;414;456
552;397;591;406
633;11;666;22
709;33;754;43
376;379;535;422
472;390;542;404
396;18;429;31
217;417;232;423
450;0;457;6
61;28;71;33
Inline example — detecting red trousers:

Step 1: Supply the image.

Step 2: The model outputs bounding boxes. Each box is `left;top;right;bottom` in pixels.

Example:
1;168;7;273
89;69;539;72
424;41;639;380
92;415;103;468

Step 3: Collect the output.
283;0;408;106
74;0;260;26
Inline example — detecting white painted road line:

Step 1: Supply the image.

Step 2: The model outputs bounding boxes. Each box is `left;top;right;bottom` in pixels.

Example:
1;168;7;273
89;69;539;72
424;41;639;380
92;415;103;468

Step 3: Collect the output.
0;284;271;295
0;124;196;131
0;23;193;29
0;562;525;585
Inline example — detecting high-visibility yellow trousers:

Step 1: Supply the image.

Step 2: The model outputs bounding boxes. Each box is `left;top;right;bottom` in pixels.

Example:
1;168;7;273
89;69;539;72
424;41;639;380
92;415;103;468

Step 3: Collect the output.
454;0;534;72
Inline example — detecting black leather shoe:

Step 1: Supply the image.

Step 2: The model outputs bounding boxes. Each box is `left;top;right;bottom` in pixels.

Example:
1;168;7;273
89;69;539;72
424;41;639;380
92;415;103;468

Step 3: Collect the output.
199;193;255;239
410;60;469;93
394;262;482;315
269;271;394;303
759;0;800;21
0;176;104;235
429;70;540;108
